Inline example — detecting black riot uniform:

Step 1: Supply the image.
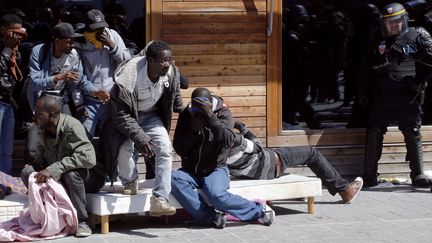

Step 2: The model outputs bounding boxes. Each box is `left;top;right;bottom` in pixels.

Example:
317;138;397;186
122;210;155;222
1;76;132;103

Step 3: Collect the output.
359;3;432;187
282;5;322;129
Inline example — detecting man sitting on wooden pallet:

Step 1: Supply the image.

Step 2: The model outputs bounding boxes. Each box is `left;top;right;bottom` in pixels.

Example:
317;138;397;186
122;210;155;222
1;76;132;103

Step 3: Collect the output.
20;96;105;237
227;120;363;204
171;87;275;229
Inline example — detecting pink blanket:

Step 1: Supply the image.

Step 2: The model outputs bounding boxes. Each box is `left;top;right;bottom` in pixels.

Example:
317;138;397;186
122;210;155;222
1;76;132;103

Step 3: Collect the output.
0;172;78;241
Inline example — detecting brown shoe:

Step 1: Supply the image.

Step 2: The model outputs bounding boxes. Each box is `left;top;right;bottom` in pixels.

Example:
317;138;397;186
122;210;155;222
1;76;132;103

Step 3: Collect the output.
339;177;363;204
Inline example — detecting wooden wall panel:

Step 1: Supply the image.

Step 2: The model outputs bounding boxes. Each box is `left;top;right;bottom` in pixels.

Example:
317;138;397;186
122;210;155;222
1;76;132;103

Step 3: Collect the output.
163;33;266;44
164;22;266;34
188;75;266;86
180;65;266;76
180;85;266;97
171;43;266;55
163;1;267;12
175;54;266;66
163;12;266;23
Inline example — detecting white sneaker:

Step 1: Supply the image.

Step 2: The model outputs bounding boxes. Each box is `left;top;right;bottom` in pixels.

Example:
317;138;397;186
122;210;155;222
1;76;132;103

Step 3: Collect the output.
260;204;275;226
212;211;227;229
150;195;176;217
76;222;92;237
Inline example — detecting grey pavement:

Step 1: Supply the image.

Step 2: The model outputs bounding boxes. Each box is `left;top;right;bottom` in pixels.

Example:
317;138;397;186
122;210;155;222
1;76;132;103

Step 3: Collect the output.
42;185;432;243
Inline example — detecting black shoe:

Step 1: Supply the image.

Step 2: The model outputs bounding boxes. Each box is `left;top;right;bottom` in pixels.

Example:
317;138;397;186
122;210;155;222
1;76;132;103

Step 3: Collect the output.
363;177;378;188
412;175;432;188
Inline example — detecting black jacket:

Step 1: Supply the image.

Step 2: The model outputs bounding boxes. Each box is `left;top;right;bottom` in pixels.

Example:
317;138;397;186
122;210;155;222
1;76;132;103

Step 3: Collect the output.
358;27;432;100
98;56;183;182
0;43;17;104
173;96;240;178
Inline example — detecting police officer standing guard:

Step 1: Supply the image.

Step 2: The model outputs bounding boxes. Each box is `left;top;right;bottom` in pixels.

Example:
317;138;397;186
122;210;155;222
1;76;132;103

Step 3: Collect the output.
359;3;432;187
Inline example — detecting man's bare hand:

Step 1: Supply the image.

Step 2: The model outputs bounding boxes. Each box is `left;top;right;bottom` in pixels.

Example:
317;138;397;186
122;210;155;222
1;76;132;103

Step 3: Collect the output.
192;97;213;118
96;30;115;50
137;141;155;158
92;90;110;103
3;30;22;49
34;169;51;184
54;71;79;83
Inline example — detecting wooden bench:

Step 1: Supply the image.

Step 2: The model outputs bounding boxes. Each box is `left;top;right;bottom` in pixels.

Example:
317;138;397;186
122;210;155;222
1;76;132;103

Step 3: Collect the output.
86;174;322;234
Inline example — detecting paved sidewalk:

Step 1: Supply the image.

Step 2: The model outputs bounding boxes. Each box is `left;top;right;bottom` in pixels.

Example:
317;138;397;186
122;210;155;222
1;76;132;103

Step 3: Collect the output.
44;185;432;243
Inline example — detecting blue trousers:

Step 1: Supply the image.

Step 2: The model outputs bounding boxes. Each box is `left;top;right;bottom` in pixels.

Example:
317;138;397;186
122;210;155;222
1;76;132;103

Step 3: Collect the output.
0;101;14;174
171;166;263;225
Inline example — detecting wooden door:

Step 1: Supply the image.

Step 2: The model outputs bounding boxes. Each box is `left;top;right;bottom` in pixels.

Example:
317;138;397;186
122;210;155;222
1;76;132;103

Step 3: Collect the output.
149;0;268;142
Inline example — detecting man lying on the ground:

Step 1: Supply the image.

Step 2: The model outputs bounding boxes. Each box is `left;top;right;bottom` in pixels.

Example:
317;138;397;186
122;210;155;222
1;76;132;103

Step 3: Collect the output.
227;120;363;204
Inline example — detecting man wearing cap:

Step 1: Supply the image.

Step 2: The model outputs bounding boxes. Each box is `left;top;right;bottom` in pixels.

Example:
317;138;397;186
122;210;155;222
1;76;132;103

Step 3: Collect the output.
75;9;131;137
358;3;432;187
25;22;106;161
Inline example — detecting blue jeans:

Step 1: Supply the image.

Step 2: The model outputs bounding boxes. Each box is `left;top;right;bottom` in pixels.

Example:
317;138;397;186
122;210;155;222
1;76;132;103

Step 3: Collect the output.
82;99;109;137
117;111;173;200
171;166;264;225
0;101;14;174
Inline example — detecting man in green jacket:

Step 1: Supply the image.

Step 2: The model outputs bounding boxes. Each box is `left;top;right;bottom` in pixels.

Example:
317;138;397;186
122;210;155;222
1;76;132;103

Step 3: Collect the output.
21;95;101;237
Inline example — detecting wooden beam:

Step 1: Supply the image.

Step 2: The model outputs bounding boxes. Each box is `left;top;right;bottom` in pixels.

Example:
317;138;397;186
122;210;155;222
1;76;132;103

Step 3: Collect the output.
266;0;282;141
150;0;162;40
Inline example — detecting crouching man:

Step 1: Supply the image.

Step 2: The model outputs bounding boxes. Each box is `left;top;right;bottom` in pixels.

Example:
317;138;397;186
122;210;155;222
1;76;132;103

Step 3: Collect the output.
21;96;99;237
171;88;275;229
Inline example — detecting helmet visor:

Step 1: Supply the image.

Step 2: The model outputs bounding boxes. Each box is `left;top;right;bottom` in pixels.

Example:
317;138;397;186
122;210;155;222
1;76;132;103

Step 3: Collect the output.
381;15;408;37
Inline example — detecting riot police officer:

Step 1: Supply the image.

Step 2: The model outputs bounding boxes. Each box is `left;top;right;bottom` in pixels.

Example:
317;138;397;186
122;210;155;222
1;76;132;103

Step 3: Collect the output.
359;3;432;187
282;5;322;129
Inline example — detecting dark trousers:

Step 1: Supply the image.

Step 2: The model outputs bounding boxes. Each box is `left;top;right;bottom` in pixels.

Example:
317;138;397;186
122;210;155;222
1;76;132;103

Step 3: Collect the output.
21;165;105;222
364;96;423;183
274;146;348;195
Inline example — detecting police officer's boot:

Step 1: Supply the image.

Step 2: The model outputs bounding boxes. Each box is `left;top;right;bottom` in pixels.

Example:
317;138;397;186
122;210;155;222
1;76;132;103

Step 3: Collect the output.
402;126;431;187
363;127;385;187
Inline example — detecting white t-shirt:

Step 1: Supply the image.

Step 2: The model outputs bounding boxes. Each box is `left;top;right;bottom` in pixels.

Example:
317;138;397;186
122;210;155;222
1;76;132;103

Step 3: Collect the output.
136;63;169;112
50;48;80;91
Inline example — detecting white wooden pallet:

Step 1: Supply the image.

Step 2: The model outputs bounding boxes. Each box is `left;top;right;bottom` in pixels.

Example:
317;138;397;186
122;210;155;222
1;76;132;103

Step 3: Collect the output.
86;174;322;233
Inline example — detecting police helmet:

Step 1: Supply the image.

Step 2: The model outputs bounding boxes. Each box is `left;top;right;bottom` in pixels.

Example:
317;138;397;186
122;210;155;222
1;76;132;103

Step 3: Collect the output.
289;5;310;25
381;3;409;37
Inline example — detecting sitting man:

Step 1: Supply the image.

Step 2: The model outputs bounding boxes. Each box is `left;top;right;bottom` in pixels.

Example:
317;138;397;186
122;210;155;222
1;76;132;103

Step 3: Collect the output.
171;87;275;229
26;22;107;162
21;96;102;237
227;120;363;204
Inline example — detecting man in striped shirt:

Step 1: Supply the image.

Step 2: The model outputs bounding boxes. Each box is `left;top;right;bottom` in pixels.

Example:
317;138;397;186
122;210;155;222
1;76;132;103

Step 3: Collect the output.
227;121;363;204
